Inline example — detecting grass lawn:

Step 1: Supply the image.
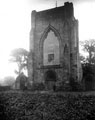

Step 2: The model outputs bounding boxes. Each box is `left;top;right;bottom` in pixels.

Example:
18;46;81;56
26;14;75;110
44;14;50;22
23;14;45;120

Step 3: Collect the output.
0;90;95;120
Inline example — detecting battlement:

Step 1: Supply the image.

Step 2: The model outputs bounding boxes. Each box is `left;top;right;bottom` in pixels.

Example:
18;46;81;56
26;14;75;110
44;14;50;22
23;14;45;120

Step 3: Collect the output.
28;2;82;91
32;2;74;22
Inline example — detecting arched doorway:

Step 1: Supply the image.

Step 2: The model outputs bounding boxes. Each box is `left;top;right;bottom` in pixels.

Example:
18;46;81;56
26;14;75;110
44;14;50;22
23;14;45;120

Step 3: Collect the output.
45;70;56;91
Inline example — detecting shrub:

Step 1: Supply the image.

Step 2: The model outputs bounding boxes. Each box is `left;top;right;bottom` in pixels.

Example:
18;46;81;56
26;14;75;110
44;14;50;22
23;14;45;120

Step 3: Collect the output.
1;91;95;120
31;82;45;91
69;77;83;91
55;82;71;92
0;86;11;91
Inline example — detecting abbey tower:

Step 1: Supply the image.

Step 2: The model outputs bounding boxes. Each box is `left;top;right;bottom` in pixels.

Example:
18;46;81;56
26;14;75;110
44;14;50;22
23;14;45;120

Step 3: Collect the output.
28;2;82;90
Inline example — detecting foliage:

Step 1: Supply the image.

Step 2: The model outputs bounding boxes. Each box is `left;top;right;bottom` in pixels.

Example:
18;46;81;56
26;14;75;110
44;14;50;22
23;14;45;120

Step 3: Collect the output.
82;63;95;90
3;76;15;86
80;39;95;90
0;86;11;91
82;63;95;78
80;39;95;64
1;91;95;120
9;48;29;75
79;53;86;63
31;82;45;91
69;77;83;91
55;82;71;92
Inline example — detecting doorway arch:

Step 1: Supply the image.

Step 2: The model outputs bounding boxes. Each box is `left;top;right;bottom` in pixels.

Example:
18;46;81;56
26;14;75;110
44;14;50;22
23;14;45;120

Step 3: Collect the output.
45;70;57;90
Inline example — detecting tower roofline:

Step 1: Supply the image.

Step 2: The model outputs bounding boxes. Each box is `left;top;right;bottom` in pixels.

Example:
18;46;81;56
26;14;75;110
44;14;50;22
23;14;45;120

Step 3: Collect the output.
33;2;73;13
32;2;74;20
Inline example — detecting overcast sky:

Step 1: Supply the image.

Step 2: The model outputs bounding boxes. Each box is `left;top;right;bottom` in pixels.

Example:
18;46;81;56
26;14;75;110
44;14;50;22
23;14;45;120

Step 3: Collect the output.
0;0;95;79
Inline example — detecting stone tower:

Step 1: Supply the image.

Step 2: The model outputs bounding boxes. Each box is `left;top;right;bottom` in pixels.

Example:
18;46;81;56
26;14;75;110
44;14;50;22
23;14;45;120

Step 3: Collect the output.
28;2;82;90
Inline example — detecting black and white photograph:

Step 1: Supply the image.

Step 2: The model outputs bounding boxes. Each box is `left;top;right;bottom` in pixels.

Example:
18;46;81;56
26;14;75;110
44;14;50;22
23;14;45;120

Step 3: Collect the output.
0;0;95;119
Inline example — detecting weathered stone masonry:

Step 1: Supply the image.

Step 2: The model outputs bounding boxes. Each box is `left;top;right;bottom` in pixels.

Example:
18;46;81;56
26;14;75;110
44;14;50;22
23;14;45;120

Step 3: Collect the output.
28;2;82;90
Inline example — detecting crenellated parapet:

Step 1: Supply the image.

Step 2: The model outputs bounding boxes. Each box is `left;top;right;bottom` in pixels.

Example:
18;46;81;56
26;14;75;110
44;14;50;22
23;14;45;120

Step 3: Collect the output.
28;2;82;91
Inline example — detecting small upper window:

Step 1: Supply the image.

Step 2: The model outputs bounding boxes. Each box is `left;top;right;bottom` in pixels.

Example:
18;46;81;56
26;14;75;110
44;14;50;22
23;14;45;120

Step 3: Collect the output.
48;54;54;62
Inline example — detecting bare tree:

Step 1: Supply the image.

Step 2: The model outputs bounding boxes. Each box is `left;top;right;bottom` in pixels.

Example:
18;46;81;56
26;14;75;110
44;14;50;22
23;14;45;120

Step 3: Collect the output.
9;48;29;75
79;53;86;63
80;39;95;64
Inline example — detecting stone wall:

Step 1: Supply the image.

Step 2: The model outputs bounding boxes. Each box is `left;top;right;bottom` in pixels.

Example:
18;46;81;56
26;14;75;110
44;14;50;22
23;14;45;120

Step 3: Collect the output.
28;2;82;90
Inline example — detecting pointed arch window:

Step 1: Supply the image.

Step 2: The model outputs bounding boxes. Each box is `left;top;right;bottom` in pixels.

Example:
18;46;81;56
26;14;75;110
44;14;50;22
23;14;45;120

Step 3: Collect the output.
43;30;59;65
